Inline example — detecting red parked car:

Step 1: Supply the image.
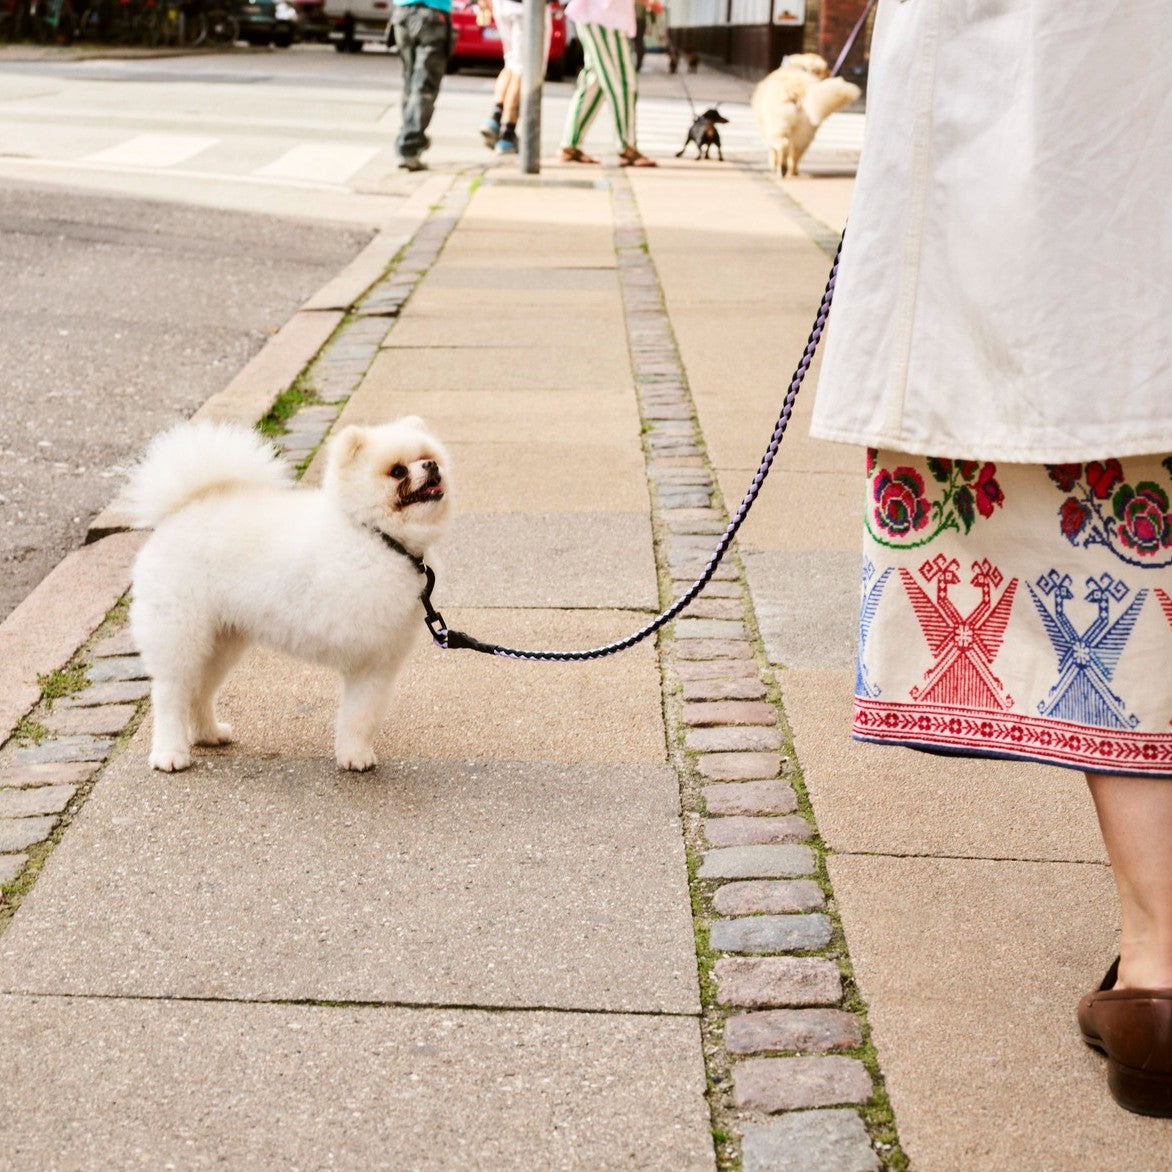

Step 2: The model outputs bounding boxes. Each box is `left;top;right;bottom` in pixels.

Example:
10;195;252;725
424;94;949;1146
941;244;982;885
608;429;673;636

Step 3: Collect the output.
447;0;569;82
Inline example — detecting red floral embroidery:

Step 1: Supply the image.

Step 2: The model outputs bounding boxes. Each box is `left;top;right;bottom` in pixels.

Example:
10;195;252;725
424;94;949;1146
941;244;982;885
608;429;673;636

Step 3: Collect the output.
1113;482;1172;556
974;463;1005;519
1047;464;1082;492
1086;459;1124;500
873;466;930;537
1059;497;1092;540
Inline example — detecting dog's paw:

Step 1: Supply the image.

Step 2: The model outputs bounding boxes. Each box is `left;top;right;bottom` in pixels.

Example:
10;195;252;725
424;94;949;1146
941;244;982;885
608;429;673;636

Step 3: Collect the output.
194;721;234;746
336;745;378;772
150;748;192;772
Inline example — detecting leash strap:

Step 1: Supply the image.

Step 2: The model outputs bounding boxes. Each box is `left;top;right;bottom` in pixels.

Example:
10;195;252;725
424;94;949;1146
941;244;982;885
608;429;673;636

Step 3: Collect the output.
419;233;843;661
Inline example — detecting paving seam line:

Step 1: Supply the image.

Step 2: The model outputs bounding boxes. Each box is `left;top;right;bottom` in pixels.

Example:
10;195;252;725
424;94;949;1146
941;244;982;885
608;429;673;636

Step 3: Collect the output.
2;987;701;1017
612;171;906;1171
0;171;481;929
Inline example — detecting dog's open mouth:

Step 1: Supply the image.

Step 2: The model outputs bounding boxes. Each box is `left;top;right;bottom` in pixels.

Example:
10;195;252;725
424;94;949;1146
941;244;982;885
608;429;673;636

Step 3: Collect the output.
399;480;444;507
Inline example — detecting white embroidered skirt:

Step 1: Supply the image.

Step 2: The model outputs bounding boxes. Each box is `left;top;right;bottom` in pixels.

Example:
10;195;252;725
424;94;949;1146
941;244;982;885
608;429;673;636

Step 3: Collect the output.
855;450;1172;777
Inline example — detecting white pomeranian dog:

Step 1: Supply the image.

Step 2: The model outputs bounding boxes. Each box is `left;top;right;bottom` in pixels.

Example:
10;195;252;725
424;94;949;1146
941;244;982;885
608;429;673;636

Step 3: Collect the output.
752;71;860;178
126;416;452;773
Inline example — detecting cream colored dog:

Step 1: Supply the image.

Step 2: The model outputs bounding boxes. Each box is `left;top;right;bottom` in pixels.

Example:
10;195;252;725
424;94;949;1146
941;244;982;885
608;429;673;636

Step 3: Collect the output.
127;417;452;773
752;68;861;178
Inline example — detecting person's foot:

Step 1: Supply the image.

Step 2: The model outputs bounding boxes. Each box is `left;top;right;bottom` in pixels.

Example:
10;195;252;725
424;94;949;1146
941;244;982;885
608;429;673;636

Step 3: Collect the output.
618;146;657;167
494;130;518;155
1078;958;1172;1116
479;116;500;148
559;146;599;164
398;155;427;172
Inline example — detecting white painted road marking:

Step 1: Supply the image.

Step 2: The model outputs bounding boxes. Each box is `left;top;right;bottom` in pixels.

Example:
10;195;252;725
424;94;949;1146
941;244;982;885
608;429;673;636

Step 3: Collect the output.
84;133;220;168
254;143;381;184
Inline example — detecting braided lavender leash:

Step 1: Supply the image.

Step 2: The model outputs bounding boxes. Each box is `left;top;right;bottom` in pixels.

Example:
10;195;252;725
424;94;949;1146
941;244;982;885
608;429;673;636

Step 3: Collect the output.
423;234;843;661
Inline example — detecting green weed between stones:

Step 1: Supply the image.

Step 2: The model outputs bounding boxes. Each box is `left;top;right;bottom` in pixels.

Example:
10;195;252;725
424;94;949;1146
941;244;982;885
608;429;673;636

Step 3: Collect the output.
37;663;89;708
12;718;49;746
256;378;322;438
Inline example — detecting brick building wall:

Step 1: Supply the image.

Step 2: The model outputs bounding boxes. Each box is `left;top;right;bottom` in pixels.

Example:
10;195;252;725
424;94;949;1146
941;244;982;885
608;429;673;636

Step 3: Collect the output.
817;0;875;87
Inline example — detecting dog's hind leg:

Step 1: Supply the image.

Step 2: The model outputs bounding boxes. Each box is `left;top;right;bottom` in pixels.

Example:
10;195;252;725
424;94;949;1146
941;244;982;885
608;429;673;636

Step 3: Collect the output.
190;629;246;747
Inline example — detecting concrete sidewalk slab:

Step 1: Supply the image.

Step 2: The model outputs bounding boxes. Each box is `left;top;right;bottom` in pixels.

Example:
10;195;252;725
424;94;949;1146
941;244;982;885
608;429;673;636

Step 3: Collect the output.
362;346;634;393
406;286;619;314
211;619;665;766
435;238;617;269
425;265;619;292
0;997;712;1169
783;668;1108;862
384;311;626;352
741;550;859;670
444;444;650;513
334;389;642;445
724;469;861;552
827;854;1172;1169
439;513;658;609
0;742;695;1012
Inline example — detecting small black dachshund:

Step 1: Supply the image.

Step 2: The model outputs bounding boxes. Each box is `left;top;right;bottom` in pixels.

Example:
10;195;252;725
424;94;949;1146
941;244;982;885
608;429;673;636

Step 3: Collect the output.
675;108;728;161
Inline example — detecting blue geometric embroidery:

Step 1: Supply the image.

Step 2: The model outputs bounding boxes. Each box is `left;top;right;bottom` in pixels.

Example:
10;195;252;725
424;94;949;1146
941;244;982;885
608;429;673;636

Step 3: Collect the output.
1027;570;1146;729
856;558;892;698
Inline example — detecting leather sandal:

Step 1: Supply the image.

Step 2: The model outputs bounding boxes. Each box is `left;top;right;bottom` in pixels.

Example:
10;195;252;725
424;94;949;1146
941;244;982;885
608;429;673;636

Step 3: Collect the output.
559;146;599;164
1078;957;1172;1116
618;147;657;168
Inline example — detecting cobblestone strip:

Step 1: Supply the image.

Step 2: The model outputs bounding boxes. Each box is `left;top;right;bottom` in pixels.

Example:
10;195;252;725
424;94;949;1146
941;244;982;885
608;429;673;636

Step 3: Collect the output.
0;175;481;928
612;172;904;1171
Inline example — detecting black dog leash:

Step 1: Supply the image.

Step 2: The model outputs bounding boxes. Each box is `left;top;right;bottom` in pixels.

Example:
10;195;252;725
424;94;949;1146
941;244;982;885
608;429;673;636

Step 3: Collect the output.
388;236;842;662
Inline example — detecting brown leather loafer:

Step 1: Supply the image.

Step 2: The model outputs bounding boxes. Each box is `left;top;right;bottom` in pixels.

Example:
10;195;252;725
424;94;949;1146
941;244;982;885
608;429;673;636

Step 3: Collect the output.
1078;958;1172;1116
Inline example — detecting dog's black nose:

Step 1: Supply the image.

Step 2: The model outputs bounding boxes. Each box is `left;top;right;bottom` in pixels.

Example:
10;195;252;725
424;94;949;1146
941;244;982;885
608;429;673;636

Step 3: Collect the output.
423;459;438;474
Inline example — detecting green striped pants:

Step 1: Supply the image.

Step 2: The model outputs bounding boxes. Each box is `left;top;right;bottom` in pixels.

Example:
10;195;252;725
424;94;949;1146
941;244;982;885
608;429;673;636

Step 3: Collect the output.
561;22;639;151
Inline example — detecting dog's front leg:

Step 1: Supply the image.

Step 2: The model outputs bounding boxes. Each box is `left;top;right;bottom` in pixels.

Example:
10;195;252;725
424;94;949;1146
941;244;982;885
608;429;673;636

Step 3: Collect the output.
335;669;395;771
149;679;195;772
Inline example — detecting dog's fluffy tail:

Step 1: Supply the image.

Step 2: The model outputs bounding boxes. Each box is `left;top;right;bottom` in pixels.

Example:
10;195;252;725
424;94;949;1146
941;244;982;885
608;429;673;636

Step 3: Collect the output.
124;420;291;528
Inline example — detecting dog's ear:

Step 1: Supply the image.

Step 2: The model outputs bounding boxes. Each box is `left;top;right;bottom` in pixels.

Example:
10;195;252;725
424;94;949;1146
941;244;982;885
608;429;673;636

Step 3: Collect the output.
397;414;427;431
332;425;367;465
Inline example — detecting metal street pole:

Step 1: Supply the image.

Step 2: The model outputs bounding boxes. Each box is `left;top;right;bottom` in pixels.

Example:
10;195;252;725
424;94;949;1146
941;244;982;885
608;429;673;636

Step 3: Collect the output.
519;0;543;173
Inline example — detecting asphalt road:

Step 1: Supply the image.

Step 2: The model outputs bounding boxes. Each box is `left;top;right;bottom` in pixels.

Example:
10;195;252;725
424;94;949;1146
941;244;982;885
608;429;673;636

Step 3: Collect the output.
0;178;371;621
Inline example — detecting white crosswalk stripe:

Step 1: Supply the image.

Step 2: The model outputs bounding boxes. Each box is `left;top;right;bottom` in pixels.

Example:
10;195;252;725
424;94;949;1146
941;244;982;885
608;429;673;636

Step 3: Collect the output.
254;143;381;184
84;133;220;168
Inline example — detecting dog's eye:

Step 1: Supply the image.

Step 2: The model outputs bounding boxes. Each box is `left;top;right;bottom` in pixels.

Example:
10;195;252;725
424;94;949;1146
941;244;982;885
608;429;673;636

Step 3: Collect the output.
388;464;408;479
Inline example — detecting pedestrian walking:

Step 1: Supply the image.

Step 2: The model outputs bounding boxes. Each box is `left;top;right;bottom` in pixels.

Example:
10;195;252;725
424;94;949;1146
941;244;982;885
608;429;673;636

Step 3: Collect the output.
631;0;661;71
558;0;655;166
392;0;452;171
810;0;1172;1117
477;0;551;155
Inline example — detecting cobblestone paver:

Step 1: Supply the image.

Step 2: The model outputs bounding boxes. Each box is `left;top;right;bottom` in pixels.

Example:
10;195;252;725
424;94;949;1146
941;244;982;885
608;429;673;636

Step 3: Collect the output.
612;173;891;1168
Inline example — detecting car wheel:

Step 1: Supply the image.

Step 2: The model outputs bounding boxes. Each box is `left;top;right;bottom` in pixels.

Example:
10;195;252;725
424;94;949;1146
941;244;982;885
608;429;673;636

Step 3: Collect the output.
445;56;460;73
244;32;271;45
545;55;564;82
273;29;292;46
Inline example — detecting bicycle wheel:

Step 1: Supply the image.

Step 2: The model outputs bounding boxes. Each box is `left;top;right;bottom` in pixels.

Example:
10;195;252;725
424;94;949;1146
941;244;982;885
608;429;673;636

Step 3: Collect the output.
204;6;235;42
